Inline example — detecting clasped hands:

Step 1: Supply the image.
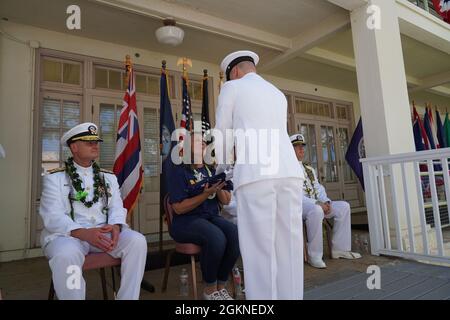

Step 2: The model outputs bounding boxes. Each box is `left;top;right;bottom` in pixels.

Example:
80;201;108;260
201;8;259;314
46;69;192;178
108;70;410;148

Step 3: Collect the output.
71;224;121;252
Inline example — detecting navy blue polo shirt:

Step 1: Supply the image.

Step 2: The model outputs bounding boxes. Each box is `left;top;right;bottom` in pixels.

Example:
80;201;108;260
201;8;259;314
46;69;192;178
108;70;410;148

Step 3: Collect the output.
168;164;222;230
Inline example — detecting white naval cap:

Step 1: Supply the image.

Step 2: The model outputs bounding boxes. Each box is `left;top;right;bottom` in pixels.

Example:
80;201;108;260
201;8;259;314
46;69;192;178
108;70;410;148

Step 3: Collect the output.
290;133;306;146
220;50;259;81
61;122;103;146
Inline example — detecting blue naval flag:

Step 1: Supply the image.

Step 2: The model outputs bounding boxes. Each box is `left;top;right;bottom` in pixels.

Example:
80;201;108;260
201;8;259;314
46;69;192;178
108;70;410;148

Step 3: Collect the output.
345;118;365;190
160;65;176;204
436;109;446;148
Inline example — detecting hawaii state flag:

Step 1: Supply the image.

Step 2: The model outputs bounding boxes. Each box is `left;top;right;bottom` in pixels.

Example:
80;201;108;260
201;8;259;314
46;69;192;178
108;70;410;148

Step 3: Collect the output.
113;66;143;214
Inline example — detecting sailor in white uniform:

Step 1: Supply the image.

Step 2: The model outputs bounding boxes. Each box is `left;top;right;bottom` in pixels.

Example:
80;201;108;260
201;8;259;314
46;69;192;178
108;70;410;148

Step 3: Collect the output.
39;123;147;300
290;134;361;269
214;51;304;300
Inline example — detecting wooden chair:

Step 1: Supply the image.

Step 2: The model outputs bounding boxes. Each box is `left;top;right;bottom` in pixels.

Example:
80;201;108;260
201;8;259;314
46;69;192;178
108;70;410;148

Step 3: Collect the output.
48;253;121;300
303;218;334;262
161;195;235;300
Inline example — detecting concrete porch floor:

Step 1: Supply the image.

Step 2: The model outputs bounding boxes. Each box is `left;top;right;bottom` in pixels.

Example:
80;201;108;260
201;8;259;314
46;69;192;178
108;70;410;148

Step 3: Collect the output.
0;230;449;300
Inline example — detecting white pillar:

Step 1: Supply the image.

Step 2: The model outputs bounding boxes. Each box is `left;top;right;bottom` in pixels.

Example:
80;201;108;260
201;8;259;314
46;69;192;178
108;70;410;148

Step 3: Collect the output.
351;0;427;252
351;0;414;157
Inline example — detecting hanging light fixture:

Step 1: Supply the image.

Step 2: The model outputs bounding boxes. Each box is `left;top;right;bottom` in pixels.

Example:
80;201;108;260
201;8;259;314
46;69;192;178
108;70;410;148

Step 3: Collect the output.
155;18;185;46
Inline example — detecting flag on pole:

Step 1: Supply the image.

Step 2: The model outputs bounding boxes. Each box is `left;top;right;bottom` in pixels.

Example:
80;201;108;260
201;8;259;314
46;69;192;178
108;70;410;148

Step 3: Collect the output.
113;57;143;214
160;61;176;200
432;0;450;23
201;70;211;139
444;112;450;147
345;117;365;190
413;106;429;150
428;107;439;148
436;109;446;148
179;75;193;144
424;108;437;149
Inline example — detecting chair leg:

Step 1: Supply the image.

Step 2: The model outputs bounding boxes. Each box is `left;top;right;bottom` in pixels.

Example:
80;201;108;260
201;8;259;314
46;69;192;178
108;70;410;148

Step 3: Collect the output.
191;255;198;300
111;267;117;299
229;271;236;298
48;279;55;300
324;220;333;259
161;249;174;293
99;268;108;300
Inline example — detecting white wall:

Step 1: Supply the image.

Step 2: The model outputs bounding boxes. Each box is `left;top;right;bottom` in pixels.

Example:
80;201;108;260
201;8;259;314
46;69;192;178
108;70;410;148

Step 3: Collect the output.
2;20;446;261
0;21;363;261
0;28;34;258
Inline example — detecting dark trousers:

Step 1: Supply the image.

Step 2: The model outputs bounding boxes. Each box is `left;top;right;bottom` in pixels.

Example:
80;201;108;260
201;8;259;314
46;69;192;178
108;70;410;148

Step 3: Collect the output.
172;215;240;284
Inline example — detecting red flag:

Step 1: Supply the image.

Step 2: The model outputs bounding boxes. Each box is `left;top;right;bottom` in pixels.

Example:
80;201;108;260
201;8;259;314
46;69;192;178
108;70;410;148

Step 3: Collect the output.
413;106;430;150
432;0;450;23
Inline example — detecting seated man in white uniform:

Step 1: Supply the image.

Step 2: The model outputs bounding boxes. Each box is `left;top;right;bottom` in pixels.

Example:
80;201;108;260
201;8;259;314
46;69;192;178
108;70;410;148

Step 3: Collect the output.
290;134;361;269
39;122;148;300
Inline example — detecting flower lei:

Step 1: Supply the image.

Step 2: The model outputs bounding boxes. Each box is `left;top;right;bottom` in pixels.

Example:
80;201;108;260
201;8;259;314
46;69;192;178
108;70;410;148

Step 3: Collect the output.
303;163;319;200
65;157;110;222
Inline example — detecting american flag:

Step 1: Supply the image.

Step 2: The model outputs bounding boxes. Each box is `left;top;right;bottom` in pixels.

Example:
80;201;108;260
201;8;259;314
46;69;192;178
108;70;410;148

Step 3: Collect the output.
113;66;143;214
179;75;193;143
433;0;450;23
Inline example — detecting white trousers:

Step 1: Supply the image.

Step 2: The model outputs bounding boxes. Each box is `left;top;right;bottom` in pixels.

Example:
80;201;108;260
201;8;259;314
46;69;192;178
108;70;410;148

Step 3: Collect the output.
44;228;147;300
303;200;351;259
235;178;303;300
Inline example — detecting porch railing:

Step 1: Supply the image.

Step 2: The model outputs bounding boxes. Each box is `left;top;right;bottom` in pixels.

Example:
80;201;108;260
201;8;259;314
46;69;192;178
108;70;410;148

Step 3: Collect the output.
362;148;450;265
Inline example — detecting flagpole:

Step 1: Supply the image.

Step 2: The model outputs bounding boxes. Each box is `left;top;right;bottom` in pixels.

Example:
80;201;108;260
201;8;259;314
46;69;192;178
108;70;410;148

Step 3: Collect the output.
159;60;167;253
219;71;224;92
116;55;154;292
124;54;136;228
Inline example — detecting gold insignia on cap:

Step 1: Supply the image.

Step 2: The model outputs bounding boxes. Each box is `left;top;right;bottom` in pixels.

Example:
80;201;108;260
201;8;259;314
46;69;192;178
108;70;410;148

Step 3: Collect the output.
88;125;97;135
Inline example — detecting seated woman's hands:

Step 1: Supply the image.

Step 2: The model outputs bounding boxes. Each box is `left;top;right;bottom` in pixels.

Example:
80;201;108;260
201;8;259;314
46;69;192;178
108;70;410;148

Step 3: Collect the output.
203;181;227;196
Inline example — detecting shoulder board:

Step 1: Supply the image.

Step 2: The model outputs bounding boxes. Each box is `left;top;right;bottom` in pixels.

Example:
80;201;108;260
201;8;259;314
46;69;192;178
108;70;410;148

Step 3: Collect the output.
303;163;313;169
48;167;65;174
100;168;115;175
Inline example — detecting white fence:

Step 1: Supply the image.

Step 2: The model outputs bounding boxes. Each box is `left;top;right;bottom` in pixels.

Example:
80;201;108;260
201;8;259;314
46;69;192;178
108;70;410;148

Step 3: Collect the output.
362;148;450;265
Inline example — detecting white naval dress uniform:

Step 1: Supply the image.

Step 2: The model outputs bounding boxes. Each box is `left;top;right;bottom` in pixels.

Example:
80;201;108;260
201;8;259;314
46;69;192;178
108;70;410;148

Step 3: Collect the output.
301;162;352;259
39;162;147;300
215;72;304;300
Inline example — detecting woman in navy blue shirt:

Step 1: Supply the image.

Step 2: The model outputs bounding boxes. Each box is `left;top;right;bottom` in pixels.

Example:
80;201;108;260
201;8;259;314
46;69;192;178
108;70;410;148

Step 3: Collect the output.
168;133;239;300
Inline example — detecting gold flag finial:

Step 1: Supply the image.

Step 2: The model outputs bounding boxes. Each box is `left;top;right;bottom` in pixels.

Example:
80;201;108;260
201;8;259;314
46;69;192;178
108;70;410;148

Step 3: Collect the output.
177;57;192;78
125;55;132;88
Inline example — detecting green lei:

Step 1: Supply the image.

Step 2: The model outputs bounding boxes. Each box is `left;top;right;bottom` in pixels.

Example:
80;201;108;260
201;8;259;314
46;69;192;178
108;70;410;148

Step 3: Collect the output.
65;157;110;222
303;163;318;200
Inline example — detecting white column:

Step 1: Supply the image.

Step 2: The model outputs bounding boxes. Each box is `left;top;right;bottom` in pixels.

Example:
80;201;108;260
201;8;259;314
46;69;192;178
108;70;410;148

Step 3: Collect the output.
351;0;414;157
351;0;426;252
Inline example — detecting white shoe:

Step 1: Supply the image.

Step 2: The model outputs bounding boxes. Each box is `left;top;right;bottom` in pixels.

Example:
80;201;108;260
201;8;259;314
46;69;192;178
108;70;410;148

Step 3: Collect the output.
203;291;223;300
308;257;327;269
218;288;234;300
332;250;362;260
